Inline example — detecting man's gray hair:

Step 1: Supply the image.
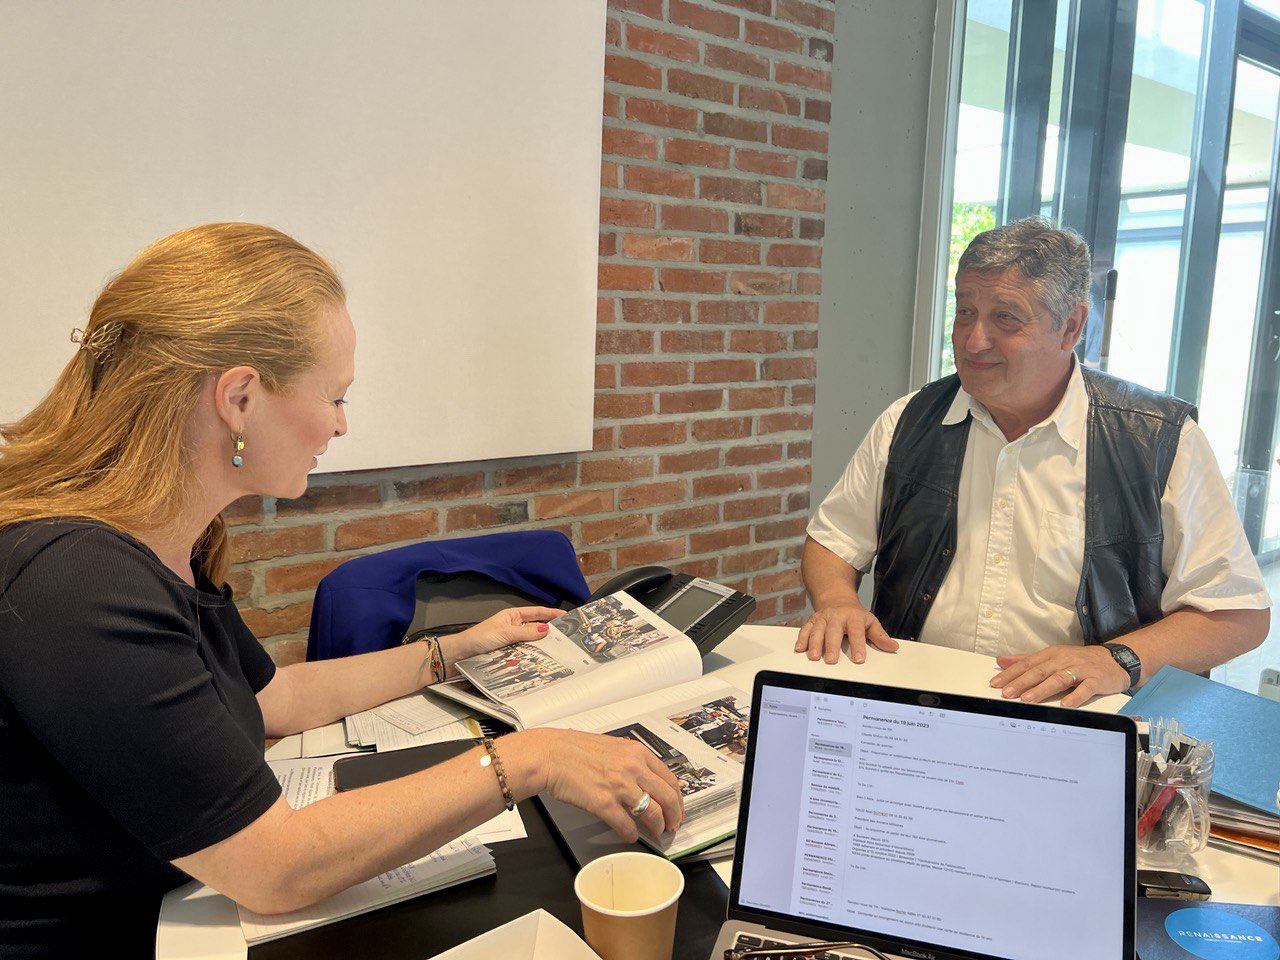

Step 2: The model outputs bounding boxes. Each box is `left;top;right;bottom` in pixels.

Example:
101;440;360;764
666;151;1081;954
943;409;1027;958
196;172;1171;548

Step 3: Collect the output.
956;216;1091;329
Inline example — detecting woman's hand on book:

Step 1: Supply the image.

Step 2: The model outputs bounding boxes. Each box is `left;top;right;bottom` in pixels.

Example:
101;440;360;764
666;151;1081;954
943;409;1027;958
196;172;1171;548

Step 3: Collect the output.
447;606;563;662
525;729;685;842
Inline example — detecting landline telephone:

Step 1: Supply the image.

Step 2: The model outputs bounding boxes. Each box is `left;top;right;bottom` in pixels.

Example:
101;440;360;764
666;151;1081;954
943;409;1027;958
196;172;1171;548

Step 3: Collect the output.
586;565;756;658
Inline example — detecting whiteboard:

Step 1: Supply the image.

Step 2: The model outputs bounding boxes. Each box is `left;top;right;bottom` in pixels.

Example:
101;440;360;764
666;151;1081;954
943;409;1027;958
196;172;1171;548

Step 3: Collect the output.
0;0;605;472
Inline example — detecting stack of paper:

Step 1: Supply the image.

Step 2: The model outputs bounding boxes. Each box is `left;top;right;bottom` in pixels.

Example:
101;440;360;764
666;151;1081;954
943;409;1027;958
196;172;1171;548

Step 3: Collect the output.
371;714;482;752
373;691;475;735
344;710;377;748
680;836;735;863
1208;794;1279;861
300;721;363;758
345;691;482;752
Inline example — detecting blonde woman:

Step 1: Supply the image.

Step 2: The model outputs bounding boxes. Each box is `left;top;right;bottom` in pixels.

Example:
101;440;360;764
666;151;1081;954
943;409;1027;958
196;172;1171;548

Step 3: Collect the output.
0;224;682;958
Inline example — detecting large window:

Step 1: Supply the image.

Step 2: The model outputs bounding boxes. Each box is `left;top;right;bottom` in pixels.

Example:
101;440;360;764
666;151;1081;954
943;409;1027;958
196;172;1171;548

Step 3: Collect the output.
923;0;1280;697
940;0;1014;377
1108;0;1207;392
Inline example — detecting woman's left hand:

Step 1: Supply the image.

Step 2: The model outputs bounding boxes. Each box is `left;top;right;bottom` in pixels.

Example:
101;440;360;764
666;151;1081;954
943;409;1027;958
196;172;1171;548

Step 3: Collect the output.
448;606;564;661
990;644;1131;708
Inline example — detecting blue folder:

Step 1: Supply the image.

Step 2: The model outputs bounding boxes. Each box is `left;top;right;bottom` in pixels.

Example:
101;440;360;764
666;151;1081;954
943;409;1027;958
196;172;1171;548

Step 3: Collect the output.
1119;666;1280;815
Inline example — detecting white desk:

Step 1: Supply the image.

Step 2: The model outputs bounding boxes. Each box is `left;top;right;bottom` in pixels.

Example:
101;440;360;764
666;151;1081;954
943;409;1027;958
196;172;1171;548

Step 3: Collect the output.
158;627;1278;959
705;626;1279;907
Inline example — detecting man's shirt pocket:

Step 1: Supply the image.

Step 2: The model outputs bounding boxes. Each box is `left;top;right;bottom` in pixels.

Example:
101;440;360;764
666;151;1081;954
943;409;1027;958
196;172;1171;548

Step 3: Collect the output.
1033;510;1085;607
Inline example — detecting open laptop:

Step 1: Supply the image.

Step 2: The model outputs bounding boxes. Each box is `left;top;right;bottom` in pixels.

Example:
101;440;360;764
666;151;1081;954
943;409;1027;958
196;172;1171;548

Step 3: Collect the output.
710;670;1138;960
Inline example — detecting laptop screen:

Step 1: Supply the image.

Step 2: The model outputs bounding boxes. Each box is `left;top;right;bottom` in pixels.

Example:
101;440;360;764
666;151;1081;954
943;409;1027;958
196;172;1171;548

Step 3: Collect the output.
733;674;1135;960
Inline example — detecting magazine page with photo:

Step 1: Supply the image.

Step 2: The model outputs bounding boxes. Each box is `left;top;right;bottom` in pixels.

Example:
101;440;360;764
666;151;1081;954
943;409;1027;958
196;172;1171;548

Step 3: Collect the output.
668;693;751;765
445;592;703;728
544;675;752;859
604;722;723;804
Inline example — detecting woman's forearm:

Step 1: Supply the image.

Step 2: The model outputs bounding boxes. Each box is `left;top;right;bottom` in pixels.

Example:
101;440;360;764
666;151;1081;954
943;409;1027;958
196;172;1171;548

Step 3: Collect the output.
273;641;441;734
176;723;681;915
272;624;532;734
271;732;545;910
178;729;552;915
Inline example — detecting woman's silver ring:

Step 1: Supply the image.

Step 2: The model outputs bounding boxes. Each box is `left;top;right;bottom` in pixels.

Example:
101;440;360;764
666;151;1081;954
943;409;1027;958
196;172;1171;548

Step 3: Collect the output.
629;792;651;818
1064;668;1079;685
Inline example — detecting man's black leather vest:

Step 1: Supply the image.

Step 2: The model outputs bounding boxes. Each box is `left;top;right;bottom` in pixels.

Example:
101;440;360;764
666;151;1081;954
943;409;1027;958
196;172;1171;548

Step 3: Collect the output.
870;368;1196;644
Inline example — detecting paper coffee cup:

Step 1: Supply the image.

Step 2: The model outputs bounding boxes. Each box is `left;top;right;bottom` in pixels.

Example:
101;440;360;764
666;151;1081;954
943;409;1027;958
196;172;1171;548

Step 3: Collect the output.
574;852;685;960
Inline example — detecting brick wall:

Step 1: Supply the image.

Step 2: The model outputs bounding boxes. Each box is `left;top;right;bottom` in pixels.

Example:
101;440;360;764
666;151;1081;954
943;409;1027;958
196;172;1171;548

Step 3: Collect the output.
225;0;836;666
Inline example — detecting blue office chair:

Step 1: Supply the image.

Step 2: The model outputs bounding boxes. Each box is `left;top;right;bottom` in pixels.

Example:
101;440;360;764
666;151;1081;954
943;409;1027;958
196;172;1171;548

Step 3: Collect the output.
306;530;590;661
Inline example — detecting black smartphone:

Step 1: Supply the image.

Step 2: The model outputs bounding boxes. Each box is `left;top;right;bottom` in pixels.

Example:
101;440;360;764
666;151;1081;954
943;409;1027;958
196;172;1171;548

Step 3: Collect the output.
333;739;479;792
1137;869;1212;900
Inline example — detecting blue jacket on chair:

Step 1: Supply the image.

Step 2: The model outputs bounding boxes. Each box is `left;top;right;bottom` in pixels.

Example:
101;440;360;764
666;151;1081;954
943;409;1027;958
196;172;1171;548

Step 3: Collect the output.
305;530;590;661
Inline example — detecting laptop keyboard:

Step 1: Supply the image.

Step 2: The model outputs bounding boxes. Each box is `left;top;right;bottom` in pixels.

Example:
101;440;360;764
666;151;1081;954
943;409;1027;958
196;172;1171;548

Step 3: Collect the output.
731;932;885;959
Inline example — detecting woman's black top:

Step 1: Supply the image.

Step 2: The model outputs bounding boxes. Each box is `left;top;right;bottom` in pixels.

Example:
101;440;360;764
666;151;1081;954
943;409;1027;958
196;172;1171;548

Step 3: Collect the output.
0;519;283;958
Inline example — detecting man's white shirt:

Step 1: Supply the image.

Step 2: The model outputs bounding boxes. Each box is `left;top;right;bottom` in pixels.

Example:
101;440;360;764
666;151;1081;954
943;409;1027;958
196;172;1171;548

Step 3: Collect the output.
808;361;1271;656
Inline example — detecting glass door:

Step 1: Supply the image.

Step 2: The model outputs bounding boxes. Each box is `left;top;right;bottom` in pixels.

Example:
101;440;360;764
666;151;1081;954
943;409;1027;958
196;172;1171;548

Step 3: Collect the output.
1106;0;1208;391
1199;56;1279;520
1207;17;1280;692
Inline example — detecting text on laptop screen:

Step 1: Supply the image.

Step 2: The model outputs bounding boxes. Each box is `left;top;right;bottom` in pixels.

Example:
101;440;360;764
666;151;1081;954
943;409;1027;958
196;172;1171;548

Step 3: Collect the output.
737;684;1128;959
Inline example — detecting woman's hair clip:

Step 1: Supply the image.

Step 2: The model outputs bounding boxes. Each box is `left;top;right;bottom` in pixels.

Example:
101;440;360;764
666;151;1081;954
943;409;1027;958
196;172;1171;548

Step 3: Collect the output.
70;324;122;362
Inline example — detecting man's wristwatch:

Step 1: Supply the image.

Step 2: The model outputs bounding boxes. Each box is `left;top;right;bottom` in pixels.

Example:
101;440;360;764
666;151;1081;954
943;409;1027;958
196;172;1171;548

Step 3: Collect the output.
1102;642;1142;692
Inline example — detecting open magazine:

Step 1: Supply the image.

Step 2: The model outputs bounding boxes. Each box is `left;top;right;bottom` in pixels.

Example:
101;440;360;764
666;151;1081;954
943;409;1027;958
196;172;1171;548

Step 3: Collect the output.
544;675;752;859
433;592;704;729
432;593;753;859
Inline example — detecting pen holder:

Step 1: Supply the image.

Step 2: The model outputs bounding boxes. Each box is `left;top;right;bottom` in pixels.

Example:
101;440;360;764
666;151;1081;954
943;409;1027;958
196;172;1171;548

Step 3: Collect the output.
1136;741;1214;867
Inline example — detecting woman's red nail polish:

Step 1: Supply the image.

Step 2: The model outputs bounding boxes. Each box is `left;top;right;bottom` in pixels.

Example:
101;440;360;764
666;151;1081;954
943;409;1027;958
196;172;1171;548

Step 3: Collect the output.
538;624;549;633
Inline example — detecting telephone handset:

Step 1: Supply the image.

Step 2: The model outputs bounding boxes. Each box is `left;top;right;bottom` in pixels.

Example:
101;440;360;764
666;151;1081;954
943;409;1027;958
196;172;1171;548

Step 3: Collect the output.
585;565;756;658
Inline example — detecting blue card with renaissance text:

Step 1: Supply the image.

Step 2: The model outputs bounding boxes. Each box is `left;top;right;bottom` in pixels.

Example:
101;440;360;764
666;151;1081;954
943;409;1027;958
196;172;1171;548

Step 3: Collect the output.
1138;900;1280;960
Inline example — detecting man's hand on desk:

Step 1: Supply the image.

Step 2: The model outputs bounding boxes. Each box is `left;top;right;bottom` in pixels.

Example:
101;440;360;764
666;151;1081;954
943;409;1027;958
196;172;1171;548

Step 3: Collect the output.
446;606;564;661
795;602;899;665
990;645;1131;707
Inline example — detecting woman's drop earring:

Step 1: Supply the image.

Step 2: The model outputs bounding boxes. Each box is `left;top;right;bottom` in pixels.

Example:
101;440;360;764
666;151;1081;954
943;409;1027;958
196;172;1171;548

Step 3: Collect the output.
231;434;246;468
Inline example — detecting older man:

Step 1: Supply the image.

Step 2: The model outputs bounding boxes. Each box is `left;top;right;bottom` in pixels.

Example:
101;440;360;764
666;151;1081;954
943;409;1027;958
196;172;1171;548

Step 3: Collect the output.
799;217;1270;706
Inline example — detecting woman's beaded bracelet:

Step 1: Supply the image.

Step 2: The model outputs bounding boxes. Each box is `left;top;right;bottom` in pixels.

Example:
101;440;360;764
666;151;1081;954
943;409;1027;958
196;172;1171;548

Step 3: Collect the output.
479;737;515;811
